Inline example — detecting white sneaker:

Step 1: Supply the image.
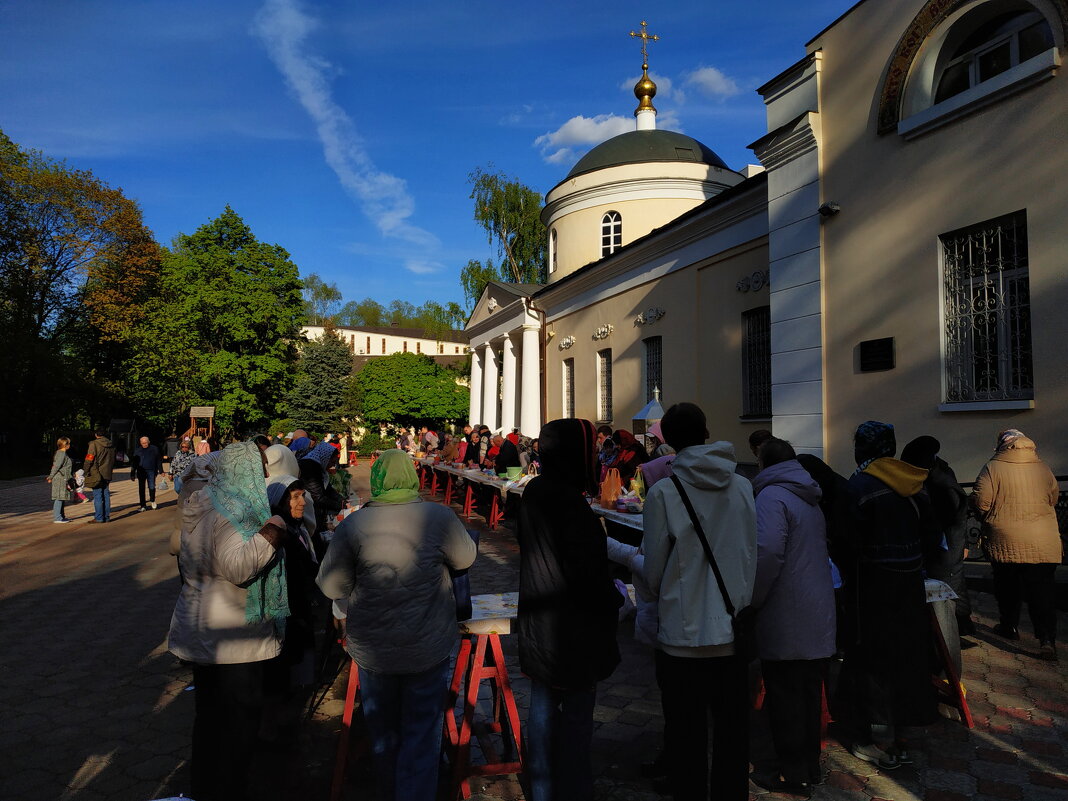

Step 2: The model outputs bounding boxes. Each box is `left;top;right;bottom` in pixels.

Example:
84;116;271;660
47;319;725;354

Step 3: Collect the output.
138;506;147;512
53;519;72;524
150;502;157;510
850;743;899;770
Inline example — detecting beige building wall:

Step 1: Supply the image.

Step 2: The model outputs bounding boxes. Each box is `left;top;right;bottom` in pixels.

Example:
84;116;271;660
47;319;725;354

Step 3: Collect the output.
811;0;1068;478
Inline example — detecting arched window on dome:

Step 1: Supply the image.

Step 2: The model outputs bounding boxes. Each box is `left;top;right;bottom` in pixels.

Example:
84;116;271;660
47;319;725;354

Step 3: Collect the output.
601;211;622;258
549;228;558;274
896;1;1060;137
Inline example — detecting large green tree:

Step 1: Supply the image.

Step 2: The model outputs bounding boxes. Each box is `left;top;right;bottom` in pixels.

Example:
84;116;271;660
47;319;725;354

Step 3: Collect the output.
284;323;354;432
124;207;305;435
460;166;547;308
302;272;342;325
344;352;468;427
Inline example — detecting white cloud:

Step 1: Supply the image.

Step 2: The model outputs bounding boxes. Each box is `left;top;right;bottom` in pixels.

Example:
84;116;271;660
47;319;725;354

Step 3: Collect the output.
405;258;444;275
534;113;632;163
253;0;440;271
684;66;741;100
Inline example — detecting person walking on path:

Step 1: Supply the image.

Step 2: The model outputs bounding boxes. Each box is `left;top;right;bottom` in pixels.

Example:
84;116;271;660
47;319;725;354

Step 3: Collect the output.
517;418;623;801
83;430;116;523
972;429;1062;661
317;449;476;801
131;435;162;511
642;402;757;801
170;439;195;496
750;438;836;796
47;436;74;523
167;441;290;801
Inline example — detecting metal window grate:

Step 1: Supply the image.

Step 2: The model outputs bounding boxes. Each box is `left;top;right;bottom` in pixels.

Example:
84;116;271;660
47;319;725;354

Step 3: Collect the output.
942;211;1033;402
742;307;771;417
598;348;613;422
601;211;622;258
563;358;575;418
644;336;662;403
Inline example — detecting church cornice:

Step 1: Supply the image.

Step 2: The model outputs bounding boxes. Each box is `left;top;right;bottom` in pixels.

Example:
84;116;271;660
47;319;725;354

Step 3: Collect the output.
749;112;821;171
542;174;739;225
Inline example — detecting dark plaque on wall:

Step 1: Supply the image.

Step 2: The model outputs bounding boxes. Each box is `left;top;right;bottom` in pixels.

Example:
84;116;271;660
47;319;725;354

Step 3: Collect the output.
859;337;895;372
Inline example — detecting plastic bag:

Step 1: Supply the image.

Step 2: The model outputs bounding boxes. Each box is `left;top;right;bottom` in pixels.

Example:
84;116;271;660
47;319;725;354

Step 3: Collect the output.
630;465;646;501
599;468;623;507
156;475;169;491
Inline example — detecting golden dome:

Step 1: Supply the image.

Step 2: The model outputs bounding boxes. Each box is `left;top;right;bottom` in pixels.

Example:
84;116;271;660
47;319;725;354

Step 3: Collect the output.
634;68;657;115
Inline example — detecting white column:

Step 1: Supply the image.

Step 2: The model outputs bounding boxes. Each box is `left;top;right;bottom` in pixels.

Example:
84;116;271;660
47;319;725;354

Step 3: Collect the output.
468;345;483;426
520;325;541;437
482;342;499;432
500;334;517;435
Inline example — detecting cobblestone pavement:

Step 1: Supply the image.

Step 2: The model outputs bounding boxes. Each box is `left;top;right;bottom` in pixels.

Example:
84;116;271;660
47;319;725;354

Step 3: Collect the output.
1;464;1065;801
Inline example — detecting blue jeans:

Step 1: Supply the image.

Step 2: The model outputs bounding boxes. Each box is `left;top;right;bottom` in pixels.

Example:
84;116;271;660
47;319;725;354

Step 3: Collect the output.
357;659;449;801
52;499;66;521
174;475;183;495
525;679;596;801
92;481;111;522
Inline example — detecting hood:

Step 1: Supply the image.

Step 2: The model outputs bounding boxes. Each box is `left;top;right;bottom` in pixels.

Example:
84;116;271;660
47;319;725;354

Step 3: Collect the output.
863;457;928;497
993;435;1041;463
539;418;599;495
753;459;823;505
671;442;738;491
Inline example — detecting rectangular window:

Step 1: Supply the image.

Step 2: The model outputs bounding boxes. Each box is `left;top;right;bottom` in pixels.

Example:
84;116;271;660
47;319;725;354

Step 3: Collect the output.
439;343;444;354
416;341;421;354
643;336;662;403
742;306;771;417
562;358;575;418
366;336;371;353
403;341;408;353
597;348;613;423
942;211;1033;402
382;338;386;354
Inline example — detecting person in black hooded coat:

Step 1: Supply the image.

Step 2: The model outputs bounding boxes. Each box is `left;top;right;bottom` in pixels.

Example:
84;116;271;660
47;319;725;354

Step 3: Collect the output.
518;417;622;801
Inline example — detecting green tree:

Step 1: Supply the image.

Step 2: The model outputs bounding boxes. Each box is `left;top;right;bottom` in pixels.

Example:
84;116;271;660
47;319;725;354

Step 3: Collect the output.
337;297;386;327
344;352;468;427
459;166;546;309
302;272;342;325
124;207;305;435
285;323;354;432
416;300;468;340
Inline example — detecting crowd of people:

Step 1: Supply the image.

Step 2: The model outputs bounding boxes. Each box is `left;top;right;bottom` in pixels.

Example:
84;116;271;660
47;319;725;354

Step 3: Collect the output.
47;408;1059;801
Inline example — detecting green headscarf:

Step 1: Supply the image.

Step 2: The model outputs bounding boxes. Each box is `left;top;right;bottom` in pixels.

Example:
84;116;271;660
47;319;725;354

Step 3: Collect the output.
370;449;421;504
207;441;290;632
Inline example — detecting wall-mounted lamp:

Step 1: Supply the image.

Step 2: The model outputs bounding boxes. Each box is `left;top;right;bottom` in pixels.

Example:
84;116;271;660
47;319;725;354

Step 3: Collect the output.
818;201;841;217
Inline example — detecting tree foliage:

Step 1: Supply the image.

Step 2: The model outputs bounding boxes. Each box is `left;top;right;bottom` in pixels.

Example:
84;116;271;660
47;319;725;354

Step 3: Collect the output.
303;272;343;325
344;352;468;427
123;207;305;435
284;323;354;432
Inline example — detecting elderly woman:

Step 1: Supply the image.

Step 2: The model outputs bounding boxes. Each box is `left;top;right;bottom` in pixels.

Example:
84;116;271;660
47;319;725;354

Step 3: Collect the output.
317;449;476;801
168;441;289;801
47;436;74;523
299;441;346;557
973;429;1062;661
171;439;195;495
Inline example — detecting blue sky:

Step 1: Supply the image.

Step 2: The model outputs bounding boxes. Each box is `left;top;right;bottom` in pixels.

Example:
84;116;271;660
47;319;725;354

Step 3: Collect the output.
1;0;854;309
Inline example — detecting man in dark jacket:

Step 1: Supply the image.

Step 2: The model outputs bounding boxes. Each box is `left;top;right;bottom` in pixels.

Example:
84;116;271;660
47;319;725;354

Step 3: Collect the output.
131;436;162;511
84;431;116;523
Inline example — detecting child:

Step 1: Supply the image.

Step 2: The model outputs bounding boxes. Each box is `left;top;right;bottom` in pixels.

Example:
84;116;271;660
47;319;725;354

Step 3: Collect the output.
74;469;90;503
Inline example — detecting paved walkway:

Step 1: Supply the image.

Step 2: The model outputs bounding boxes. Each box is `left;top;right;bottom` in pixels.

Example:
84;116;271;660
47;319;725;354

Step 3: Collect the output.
0;465;1065;801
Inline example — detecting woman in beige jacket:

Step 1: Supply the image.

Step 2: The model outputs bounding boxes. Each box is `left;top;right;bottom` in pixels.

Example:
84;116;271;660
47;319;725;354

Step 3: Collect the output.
972;429;1062;661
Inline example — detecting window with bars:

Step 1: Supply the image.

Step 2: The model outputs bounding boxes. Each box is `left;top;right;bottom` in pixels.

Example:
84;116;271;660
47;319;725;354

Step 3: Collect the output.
742;306;771;417
601;211;622;258
563;358;575;418
597;349;613;423
942;211;1033;402
644;336;662;403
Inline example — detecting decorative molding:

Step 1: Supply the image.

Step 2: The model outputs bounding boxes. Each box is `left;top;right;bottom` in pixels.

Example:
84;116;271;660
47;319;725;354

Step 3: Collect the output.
487;297;499;312
736;270;770;292
592;324;614;340
634;307;666;326
750;112;820;171
558;335;576;350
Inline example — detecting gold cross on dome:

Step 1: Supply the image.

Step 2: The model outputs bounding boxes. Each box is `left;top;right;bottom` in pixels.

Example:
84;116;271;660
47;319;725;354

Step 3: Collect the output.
629;20;660;68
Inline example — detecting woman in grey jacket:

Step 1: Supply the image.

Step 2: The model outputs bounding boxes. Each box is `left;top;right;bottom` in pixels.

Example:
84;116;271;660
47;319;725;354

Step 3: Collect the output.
317;449;476;801
47;437;73;523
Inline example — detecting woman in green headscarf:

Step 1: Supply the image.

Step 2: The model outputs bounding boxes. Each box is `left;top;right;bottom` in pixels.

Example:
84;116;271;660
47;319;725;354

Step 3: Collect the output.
317;449;477;801
168;441;289;801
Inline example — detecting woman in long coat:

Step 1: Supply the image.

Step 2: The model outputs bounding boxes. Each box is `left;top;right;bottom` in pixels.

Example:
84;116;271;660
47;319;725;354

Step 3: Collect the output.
48;437;74;523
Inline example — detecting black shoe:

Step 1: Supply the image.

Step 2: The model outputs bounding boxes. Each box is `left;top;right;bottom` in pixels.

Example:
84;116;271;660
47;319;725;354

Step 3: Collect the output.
750;773;813;798
1037;642;1058;662
992;624;1020;640
640;758;669;779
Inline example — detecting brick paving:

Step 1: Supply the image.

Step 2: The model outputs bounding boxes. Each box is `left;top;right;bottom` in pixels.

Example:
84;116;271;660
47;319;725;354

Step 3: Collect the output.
0;463;1065;801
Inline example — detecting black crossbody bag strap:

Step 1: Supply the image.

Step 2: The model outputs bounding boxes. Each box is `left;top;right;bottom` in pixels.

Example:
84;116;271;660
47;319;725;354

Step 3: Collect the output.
670;474;737;619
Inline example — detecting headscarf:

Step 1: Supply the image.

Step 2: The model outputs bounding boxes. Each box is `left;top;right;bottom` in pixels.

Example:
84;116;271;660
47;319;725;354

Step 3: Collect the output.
289;436;312;458
369;449;421;504
538;418;599;496
265;443;299;481
207;442;289;631
649;421;665;443
854;420;896;472
302;441;339;482
506;432;519;446
194;440;211;456
901;435;941;470
181;450;221;483
995;428;1026;453
266;478;299;516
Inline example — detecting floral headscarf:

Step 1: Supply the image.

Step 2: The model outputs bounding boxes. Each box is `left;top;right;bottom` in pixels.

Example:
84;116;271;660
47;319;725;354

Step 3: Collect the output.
995;428;1026;453
207;441;289;631
369;449;421;504
302;442;339;482
853;420;896;473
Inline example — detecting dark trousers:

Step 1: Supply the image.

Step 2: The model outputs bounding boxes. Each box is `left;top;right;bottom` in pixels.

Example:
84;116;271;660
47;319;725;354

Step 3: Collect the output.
525;679;597;801
655;649;749;801
136;469;157;506
191;660;268;801
358;659;449;801
992;561;1058;644
762;659;827;784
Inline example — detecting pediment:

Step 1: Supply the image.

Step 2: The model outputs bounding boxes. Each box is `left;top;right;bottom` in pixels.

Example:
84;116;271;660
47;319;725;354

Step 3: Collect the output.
466;281;540;329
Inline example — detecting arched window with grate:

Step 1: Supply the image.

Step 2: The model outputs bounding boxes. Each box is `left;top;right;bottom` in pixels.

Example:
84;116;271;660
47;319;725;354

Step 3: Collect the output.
601;211;622;258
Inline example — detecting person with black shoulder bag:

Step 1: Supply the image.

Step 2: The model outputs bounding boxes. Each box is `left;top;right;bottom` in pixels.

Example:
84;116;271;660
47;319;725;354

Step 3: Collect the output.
641;402;757;801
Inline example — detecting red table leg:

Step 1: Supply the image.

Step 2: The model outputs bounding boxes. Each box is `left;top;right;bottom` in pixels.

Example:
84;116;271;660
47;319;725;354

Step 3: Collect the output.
330;659;361;801
443;473;455;506
487;493;500;530
462;483;475;518
929;606;974;727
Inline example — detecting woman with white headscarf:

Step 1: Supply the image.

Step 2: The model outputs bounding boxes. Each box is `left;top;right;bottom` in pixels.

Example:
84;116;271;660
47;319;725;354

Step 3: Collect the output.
168;441;289;801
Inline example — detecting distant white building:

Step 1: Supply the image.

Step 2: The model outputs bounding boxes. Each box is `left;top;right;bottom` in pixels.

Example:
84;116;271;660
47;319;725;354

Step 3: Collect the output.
302;324;468;359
